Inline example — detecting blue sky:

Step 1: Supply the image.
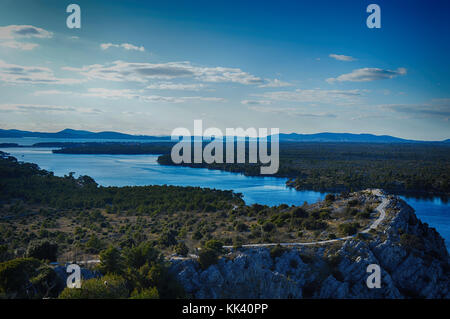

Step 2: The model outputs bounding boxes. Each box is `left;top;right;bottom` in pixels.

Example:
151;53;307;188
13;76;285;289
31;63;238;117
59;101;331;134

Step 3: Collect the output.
0;0;448;140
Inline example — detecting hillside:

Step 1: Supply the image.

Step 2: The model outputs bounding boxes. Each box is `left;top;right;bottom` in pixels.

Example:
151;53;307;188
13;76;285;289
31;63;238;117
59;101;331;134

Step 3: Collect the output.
171;194;450;298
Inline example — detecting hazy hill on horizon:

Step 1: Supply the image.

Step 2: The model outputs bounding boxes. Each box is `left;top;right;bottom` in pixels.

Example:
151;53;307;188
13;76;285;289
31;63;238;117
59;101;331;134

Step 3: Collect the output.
0;128;447;143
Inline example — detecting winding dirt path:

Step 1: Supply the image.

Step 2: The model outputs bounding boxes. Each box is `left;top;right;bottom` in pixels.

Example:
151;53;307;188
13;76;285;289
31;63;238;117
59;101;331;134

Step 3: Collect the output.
223;190;388;249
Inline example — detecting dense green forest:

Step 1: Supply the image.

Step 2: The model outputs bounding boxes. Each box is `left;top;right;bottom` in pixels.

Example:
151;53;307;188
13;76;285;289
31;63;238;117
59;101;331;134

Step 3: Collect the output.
157;142;450;197
52;142;175;155
0;151;241;212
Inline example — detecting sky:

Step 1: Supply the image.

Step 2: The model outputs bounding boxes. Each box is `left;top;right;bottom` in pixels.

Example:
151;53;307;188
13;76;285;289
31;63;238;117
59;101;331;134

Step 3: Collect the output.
0;0;449;140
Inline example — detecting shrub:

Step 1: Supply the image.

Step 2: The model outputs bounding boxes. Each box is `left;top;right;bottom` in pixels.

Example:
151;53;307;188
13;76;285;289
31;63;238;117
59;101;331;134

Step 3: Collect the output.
345;206;358;216
289;259;298;269
192;230;203;240
262;222;275;232
348;199;359;206
310;210;320;219
326;254;341;269
250;228;262;238
98;246;124;275
0;258;41;298
270;245;286;259
59;274;129;299
26;241;58;262
400;233;425;251
338;222;360;236
174;242;189;257
232;236;243;249
355;233;369;241
325;194;335;202
198;249;218;270
130;287;159;299
123;242;160;269
0;245;11;262
357;205;372;219
291;207;308;218
158;229;178;247
146;263;185;298
319;211;331;219
303;218;327;230
85;235;104;254
356;211;370;219
204;240;224;254
30;265;63;298
235;222;249;232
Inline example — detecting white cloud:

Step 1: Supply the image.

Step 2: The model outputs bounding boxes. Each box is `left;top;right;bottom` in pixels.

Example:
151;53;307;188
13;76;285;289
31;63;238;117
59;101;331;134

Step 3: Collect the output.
33;87;226;103
100;43;145;52
83;88;141;99
63;60;264;85
255;88;364;105
350;114;387;121
0;60;84;85
0;103;102;114
0;41;38;50
146;82;206;91
141;95;226;103
327;67;407;83
0;25;52;39
258;78;293;88
381;98;450;121
0;25;52;51
241;100;272;105
71;87;225;103
329;54;356;62
249;105;337;118
431;98;450;105
34;89;74;96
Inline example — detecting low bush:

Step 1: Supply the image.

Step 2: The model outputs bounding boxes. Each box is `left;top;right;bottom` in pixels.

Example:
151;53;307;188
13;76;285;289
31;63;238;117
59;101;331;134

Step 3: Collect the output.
270;245;286;259
338;222;360;236
198;249;218;270
59;274;129;299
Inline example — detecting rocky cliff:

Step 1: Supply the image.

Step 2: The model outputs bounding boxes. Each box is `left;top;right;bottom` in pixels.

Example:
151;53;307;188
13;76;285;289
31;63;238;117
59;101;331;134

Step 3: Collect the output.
170;195;449;298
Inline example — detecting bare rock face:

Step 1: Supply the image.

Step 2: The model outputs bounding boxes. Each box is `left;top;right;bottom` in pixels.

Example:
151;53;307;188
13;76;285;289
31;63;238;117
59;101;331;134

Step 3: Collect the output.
171;248;304;298
170;196;449;299
369;198;449;298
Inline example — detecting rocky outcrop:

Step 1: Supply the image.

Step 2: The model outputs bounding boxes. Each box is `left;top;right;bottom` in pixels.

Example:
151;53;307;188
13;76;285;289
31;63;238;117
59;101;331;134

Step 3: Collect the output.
170;195;449;298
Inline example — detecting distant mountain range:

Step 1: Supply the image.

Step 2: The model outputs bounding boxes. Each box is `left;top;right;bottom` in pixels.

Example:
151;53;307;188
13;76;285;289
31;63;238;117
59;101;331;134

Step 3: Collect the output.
0;128;448;143
0;128;165;140
277;132;419;143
